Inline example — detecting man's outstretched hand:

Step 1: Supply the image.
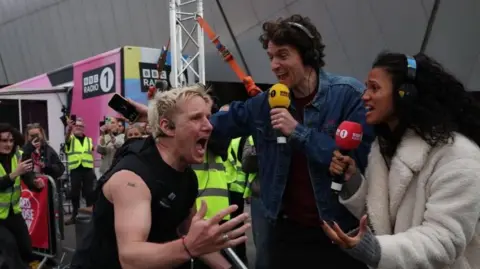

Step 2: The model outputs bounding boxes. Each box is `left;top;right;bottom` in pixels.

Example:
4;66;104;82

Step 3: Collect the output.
184;200;250;257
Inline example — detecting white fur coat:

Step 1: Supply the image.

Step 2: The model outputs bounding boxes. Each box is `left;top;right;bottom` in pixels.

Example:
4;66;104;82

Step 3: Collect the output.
341;132;480;269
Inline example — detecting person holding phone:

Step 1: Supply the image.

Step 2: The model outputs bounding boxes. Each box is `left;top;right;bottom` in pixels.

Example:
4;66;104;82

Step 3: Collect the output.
0;123;44;269
22;123;65;178
64;117;97;225
97;117;125;176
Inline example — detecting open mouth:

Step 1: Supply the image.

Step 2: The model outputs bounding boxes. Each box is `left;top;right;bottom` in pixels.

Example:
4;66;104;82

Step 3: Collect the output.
195;138;208;153
365;105;374;113
277;73;288;81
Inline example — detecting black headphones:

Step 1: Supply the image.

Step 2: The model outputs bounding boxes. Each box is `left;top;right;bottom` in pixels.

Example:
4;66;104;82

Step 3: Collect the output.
287;22;320;68
397;55;418;104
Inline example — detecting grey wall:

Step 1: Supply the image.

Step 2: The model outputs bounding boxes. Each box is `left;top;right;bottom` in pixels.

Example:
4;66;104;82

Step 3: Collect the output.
0;0;479;90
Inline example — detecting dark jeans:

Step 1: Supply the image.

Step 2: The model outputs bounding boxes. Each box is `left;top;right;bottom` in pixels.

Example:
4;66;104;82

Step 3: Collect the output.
268;216;368;269
70;166;96;217
0;212;35;266
250;196;272;269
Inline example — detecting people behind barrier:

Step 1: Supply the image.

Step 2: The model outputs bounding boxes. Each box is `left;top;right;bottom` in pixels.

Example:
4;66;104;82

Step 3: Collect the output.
0;123;45;269
22;123;65;180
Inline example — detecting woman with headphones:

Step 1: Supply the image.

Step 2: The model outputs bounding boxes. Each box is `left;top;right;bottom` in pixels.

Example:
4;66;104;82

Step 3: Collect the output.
326;52;480;269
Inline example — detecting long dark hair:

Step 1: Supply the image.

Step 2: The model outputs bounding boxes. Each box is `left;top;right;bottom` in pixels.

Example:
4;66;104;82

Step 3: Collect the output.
372;52;480;157
0;123;24;154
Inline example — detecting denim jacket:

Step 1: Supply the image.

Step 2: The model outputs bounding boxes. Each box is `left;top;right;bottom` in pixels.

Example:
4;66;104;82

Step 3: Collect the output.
210;71;375;230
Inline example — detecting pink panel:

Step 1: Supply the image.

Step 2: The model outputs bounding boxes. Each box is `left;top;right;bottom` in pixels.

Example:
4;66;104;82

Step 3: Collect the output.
1;73;53;89
71;48;123;163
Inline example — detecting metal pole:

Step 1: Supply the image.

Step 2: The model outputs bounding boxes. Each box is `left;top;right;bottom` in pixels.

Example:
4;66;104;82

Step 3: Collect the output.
169;0;179;88
420;0;441;53
197;0;205;85
224;248;248;269
176;0;184;87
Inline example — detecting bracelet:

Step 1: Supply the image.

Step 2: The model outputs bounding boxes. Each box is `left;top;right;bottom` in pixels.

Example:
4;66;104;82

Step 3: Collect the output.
181;236;194;258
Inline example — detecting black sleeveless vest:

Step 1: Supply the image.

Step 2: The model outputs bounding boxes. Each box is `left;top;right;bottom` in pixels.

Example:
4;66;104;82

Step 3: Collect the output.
84;137;198;269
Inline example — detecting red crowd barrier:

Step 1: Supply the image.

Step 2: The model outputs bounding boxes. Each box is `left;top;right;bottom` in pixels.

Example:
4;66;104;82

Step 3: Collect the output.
19;174;65;268
20;175;49;249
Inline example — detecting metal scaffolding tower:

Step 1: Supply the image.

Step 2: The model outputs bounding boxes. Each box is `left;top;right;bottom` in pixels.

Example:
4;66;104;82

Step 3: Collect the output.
169;0;205;88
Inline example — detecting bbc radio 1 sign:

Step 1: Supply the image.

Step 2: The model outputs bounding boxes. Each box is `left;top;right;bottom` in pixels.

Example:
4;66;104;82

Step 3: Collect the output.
139;62;169;92
82;63;116;99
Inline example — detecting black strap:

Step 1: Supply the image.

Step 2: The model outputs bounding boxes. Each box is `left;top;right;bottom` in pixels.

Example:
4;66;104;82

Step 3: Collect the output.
231;136;248;164
95;138;171;202
237;136;248;164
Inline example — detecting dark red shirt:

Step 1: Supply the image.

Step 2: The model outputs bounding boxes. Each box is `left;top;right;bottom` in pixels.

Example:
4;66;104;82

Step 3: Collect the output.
282;90;321;227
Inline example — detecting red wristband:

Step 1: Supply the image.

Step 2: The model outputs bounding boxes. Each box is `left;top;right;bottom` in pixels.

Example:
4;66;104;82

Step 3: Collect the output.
181;236;194;258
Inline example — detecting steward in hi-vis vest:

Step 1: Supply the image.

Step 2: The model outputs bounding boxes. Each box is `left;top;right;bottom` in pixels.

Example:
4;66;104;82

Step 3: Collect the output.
64;118;97;225
192;151;230;220
0;150;23;219
0;124;43;268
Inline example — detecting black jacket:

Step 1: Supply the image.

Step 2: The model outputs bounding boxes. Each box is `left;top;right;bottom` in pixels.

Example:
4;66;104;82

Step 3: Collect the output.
22;143;65;179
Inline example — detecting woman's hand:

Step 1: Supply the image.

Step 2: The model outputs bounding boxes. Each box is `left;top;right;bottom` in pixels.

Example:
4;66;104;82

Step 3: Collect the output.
32;137;41;149
321;215;368;249
329;150;358;181
100;125;108;134
12;159;33;178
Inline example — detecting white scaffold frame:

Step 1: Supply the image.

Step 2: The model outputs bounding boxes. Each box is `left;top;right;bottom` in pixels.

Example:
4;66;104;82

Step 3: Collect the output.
169;0;206;88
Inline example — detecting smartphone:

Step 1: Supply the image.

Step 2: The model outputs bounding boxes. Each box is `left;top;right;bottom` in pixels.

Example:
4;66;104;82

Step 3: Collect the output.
99;121;105;127
70;114;77;122
108;94;139;122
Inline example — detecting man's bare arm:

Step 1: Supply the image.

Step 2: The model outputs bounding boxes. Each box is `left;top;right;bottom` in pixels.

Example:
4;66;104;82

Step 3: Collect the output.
106;170;191;269
178;206;231;269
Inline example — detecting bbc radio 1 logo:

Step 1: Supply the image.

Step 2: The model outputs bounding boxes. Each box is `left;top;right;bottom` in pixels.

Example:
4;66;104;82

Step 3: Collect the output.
82;63;116;99
336;128;362;141
139;62;168;92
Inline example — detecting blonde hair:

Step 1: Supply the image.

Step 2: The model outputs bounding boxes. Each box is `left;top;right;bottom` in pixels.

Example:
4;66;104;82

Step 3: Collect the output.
148;84;212;138
24;123;48;144
125;123;145;135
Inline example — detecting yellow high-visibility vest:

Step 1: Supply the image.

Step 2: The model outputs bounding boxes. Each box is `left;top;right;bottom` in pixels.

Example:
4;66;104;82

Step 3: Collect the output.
0;151;22;219
192;151;230;220
227;138;246;194
65;136;94;170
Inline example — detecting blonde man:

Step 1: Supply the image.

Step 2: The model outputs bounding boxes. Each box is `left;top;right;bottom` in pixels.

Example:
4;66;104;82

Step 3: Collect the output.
78;85;250;269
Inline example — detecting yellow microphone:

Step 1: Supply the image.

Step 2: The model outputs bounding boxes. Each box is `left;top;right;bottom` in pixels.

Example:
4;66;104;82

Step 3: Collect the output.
268;83;291;144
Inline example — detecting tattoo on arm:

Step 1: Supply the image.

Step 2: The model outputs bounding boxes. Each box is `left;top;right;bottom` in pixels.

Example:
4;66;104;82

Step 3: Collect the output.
127;182;136;187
